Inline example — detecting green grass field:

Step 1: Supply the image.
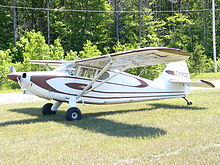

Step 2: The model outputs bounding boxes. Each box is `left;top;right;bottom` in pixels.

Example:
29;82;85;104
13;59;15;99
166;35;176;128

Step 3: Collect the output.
0;89;220;165
191;72;220;80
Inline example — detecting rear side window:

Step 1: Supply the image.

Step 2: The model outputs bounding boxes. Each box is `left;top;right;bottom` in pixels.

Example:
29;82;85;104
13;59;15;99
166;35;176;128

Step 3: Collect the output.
98;72;110;80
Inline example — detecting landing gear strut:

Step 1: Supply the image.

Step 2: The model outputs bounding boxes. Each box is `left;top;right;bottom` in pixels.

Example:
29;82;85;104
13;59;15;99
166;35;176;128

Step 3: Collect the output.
42;103;56;115
183;97;192;105
42;101;62;115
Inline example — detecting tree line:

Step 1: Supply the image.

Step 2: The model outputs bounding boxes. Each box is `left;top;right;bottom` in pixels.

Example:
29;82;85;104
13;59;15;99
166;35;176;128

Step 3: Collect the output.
0;0;220;89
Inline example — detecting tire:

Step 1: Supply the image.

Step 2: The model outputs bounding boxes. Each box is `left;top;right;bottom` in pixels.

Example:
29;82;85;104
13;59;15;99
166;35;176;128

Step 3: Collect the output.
66;107;82;121
42;103;55;115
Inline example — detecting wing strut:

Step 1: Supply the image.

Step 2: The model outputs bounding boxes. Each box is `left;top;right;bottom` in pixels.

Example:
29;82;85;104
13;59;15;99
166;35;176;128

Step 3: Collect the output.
76;57;113;99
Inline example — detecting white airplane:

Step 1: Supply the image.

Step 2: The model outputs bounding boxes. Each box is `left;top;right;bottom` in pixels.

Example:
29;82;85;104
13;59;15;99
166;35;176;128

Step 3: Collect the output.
7;47;215;121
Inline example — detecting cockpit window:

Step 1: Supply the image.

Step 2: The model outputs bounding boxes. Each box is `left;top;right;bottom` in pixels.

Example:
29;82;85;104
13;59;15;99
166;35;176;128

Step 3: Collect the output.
66;67;77;76
67;65;110;80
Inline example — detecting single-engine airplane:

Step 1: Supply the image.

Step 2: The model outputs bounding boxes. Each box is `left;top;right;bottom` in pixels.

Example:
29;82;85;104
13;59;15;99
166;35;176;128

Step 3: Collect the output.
7;47;215;121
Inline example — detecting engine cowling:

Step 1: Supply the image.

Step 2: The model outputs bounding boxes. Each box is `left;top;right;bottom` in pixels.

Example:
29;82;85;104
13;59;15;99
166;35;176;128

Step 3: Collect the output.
20;72;31;88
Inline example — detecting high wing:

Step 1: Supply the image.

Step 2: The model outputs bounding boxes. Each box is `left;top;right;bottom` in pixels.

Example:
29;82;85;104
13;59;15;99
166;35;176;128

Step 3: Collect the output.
75;47;190;70
29;47;190;70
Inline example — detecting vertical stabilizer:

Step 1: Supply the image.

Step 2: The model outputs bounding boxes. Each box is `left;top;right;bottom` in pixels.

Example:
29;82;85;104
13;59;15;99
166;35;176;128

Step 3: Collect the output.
159;61;190;82
10;66;16;73
154;61;191;95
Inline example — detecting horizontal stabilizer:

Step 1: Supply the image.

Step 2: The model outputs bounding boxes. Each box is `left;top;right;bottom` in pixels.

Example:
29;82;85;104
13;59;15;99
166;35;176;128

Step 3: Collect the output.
169;79;215;88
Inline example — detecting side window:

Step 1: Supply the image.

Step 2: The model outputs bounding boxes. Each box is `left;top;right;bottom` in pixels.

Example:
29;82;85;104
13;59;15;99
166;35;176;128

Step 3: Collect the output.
87;69;96;78
98;72;110;80
79;67;96;79
79;67;87;77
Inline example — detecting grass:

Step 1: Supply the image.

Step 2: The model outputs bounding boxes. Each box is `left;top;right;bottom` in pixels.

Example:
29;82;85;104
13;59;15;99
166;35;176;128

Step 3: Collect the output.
0;89;220;164
191;72;220;80
0;88;21;93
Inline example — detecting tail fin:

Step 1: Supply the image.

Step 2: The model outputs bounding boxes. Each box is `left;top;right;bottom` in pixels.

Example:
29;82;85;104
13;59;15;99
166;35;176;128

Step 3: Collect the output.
10;66;16;73
153;61;190;96
158;61;190;82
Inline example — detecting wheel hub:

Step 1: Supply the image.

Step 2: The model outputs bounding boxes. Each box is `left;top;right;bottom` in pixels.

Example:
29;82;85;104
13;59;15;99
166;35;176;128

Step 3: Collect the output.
71;112;78;119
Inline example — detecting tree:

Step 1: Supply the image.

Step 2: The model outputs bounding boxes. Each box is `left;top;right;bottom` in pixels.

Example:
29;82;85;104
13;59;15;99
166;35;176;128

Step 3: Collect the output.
11;30;64;71
0;1;13;50
0;50;12;88
163;13;194;50
79;40;102;59
188;43;213;74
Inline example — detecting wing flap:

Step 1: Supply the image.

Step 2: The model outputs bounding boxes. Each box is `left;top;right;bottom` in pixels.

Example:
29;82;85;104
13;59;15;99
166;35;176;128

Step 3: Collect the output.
169;79;215;88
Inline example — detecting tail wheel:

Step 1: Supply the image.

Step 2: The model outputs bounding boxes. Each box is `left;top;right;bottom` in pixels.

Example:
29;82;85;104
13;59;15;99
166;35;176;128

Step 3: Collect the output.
66;107;82;121
42;103;56;115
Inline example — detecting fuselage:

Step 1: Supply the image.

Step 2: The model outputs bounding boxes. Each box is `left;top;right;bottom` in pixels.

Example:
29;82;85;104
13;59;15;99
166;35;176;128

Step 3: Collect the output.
8;68;189;104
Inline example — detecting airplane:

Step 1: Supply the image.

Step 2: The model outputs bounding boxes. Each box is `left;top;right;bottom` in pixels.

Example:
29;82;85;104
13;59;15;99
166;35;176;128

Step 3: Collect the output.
7;47;215;121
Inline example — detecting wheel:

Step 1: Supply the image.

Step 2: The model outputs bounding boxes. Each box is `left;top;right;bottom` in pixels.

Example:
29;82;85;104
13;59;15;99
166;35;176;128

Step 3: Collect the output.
42;103;56;115
66;107;82;121
187;101;193;105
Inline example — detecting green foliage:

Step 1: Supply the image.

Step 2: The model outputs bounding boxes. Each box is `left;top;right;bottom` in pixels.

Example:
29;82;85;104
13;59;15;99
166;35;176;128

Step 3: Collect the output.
0;50;11;83
188;44;213;74
15;30;53;62
140;14;166;47
10;30;64;71
49;38;64;60
164;13;194;50
0;7;13;50
79;40;102;59
127;64;165;80
113;42;140;52
65;50;80;60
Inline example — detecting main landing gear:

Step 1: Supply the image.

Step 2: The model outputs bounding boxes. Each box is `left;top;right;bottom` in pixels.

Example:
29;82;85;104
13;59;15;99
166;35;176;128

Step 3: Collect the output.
183;97;192;105
41;100;82;121
66;107;82;121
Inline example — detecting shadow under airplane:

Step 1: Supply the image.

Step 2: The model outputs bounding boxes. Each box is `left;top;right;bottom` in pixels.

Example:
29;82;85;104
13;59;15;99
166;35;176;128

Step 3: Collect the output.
0;103;206;138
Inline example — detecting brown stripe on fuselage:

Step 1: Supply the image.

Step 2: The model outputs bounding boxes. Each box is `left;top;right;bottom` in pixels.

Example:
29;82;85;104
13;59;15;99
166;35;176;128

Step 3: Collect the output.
65;83;92;90
31;75;63;94
30;73;148;93
165;70;175;75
